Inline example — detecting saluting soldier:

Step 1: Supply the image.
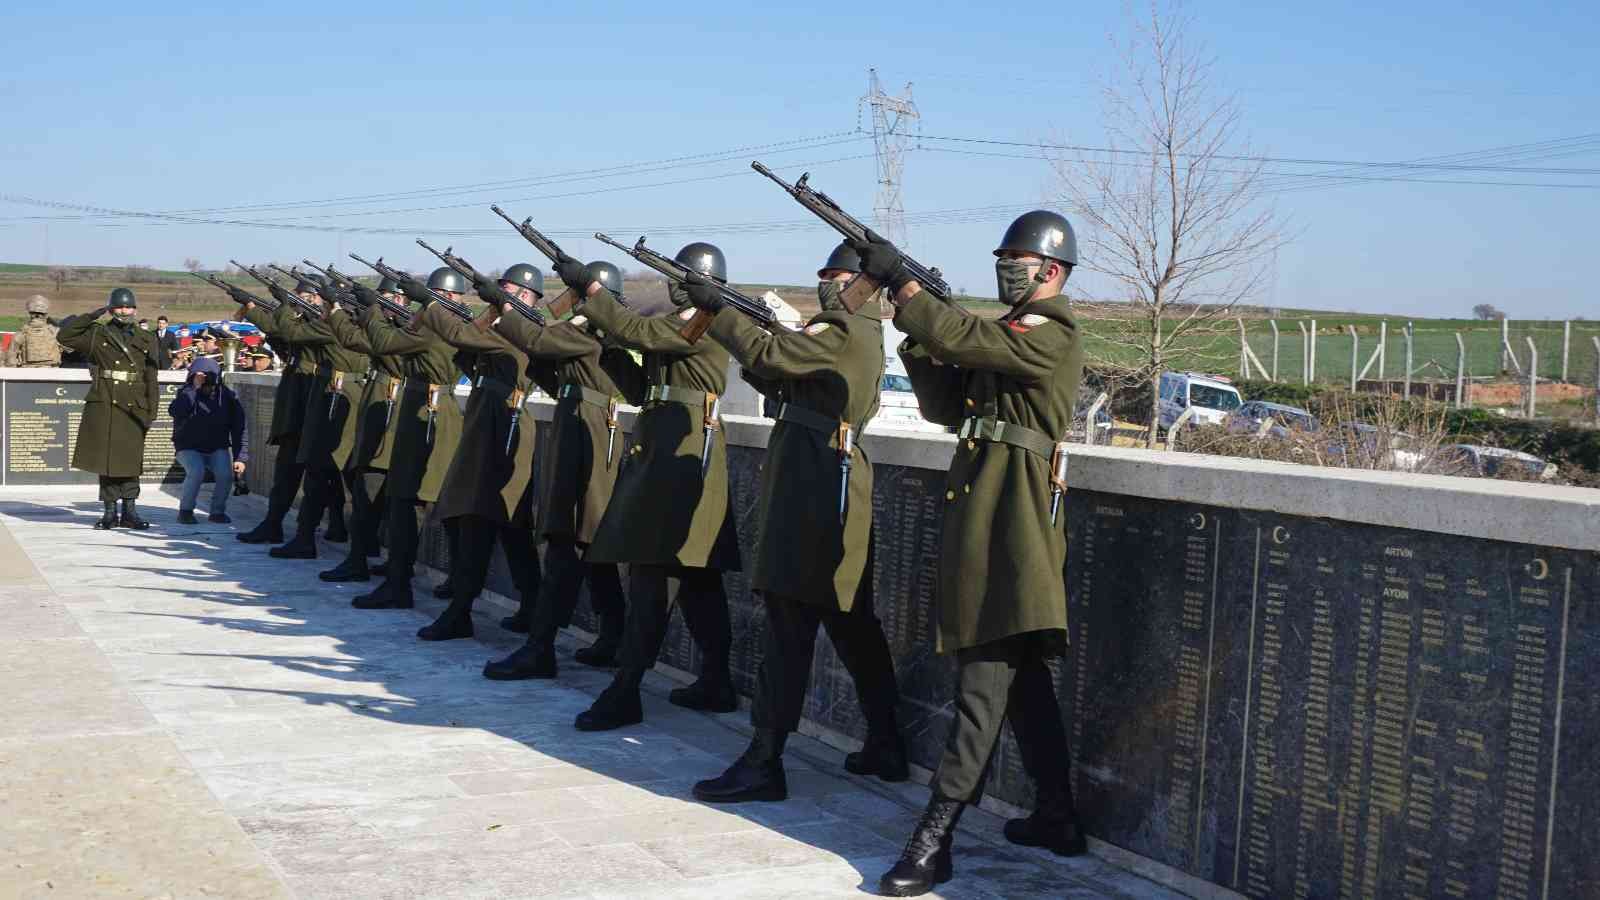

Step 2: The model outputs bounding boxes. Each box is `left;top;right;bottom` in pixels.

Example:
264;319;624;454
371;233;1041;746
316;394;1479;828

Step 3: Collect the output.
58;288;161;530
550;244;739;731
238;286;338;545
480;261;635;680
246;275;362;559
410;266;543;642
350;273;466;611
317;276;409;583
689;243;907;804
855;212;1085;898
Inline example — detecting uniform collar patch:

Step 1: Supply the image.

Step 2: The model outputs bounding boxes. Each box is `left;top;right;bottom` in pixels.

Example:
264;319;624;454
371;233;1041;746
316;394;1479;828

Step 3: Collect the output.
803;322;832;335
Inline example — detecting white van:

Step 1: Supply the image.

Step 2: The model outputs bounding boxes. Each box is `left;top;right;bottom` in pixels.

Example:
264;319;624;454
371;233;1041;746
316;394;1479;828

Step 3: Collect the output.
869;320;947;434
1157;371;1242;431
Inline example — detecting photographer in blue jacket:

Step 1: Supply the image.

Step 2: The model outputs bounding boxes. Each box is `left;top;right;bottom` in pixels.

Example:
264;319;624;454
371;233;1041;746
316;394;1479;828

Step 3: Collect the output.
169;356;249;524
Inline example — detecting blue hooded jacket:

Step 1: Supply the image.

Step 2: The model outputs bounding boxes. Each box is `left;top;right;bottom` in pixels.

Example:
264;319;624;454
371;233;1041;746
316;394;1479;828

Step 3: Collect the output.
169;356;249;460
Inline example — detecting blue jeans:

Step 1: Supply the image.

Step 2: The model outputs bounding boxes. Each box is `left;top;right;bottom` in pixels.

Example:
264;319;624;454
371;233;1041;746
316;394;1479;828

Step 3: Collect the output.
177;448;233;516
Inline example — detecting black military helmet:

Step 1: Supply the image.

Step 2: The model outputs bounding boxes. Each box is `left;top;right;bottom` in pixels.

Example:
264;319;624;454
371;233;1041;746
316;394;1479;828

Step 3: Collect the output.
376;276;401;295
994;210;1078;267
108;287;137;309
500;263;545;298
588;260;624;297
427;267;468;294
674;242;727;282
817;241;862;278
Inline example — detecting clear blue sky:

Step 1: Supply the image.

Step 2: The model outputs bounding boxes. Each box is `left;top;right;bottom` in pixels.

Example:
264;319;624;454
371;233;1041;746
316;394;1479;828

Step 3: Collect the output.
2;1;1595;319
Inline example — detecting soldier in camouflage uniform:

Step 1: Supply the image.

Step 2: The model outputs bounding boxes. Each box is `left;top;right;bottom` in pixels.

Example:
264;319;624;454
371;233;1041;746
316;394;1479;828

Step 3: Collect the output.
351;272;467;611
3;295;61;367
480;261;634;679
58;288;161;530
410;266;543;642
550;245;740;732
688;243;907;805
857;212;1086;897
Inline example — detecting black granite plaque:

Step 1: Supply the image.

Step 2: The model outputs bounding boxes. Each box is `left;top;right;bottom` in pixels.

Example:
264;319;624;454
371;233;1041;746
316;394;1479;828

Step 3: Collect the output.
2;378;180;485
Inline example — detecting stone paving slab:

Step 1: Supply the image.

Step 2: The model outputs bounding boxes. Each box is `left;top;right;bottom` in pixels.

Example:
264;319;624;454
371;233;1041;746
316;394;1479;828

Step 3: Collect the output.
0;486;1185;899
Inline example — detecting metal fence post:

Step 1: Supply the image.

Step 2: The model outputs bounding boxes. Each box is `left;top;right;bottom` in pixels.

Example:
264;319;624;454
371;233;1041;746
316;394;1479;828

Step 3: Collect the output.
1525;336;1538;418
1501;317;1510;372
1269;320;1280;382
1310;319;1318;383
1455;332;1467;408
1297;321;1310;384
1594;336;1600;419
1238;318;1248;380
1403;322;1413;400
1562;320;1571;382
1348;325;1359;390
1378;321;1387;381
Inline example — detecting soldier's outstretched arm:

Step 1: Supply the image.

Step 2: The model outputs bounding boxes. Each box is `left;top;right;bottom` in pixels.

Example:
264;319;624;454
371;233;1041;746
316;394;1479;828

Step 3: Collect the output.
419;302;503;354
327;308;373;355
895;291;1076;382
900;343;966;426
706;307;849;380
55;308;103;352
365;311;431;355
270;307;336;346
580;289;699;354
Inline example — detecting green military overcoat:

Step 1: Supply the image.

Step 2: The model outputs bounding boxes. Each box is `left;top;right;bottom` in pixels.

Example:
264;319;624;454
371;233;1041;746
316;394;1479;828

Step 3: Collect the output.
579;289;741;571
895;291;1082;653
332;306;407;472
269;307;366;470
365;306;464;504
494;311;623;545
423;303;537;526
707;302;883;609
58;314;160;478
243;305;313;445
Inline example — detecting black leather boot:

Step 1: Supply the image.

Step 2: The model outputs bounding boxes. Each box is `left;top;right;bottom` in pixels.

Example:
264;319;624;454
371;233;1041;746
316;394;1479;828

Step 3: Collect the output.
177;510;199;525
575;678;644;731
417;597;474;641
692;728;789;803
668;670;738;713
499;602;533;634
573;633;620;668
119;499;150;530
352;579;414;610
236;519;284;544
1002;784;1087;857
845;732;910;783
432;578;454;600
269;533;317;559
318;552;370;582
371;560;388;575
323;503;348;543
878;795;964;897
93;501;119;530
482;639;557;680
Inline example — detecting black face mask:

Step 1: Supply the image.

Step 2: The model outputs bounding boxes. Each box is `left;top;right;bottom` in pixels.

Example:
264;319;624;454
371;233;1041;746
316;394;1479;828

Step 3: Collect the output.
995;258;1049;307
817;280;845;312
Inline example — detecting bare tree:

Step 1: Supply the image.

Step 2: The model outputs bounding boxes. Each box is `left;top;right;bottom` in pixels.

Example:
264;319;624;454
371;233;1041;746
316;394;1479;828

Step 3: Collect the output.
1472;303;1505;321
47;266;69;296
183;258;203;273
1052;1;1288;446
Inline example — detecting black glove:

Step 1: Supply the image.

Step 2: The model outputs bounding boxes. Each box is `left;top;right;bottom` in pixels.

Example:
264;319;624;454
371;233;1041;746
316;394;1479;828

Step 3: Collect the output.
399;278;432;304
554;254;592;292
682;272;724;313
351;283;380;307
850;228;911;291
476;278;515;308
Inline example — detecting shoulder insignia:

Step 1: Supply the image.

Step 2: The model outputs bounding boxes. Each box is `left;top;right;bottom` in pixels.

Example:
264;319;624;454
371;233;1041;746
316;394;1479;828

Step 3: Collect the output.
1021;314;1050;326
570;315;588;328
804;322;832;336
677;308;697;321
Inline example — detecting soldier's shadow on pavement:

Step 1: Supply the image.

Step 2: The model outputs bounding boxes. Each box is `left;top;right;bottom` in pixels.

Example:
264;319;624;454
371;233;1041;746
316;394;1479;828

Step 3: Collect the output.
98;503;905;892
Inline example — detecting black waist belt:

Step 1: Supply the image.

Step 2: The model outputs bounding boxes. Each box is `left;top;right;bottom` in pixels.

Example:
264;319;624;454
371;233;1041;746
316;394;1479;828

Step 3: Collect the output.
559;383;612;410
97;369;146;384
644;384;710;407
776;402;842;435
957;416;1055;460
473;374;516;395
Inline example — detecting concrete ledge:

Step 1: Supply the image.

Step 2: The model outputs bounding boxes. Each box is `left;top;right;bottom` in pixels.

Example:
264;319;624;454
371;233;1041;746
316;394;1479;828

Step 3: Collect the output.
1;366;188;383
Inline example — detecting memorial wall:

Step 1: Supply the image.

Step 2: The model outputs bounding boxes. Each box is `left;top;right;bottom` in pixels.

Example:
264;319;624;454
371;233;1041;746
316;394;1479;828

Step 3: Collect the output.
220;374;1600;897
0;368;187;485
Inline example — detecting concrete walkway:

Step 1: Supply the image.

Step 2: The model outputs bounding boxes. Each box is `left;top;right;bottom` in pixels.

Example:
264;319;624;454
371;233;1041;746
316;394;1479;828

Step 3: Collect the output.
0;485;1182;900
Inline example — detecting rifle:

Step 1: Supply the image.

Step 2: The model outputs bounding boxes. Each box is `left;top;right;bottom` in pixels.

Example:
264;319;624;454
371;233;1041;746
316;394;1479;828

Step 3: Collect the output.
300;260;413;324
489;205;584;318
188;271;277;311
349;253;475;324
415;239;545;326
268;263;354;308
751;161;951;312
592;233;776;343
229;259;324;319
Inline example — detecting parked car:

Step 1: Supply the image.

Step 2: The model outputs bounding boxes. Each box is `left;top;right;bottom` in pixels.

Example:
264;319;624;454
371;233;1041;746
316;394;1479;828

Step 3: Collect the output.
868;320;947;435
1072;388;1114;441
1435;444;1558;480
1225;401;1320;439
1324;423;1426;471
1157;371;1243;431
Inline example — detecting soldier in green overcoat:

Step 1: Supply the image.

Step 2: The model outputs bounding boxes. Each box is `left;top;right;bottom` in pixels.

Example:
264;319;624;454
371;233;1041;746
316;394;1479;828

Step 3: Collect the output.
252;276;365;561
480;262;636;680
317;276;410;583
350;274;466;612
688;243;907;805
409;266;542;643
58;288;161;530
857;212;1086;898
238;289;322;545
549;244;741;732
